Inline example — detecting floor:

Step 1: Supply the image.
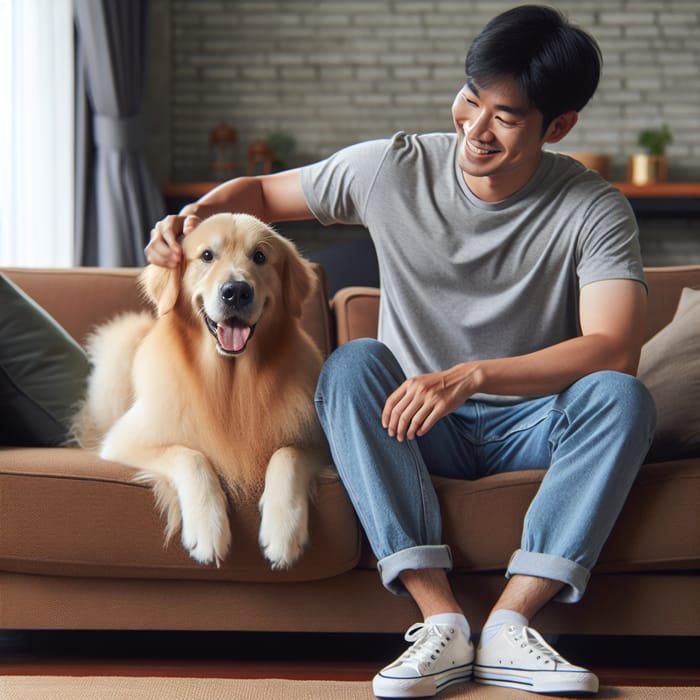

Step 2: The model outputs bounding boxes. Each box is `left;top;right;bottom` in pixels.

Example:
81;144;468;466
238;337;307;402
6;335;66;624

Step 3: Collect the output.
1;631;698;686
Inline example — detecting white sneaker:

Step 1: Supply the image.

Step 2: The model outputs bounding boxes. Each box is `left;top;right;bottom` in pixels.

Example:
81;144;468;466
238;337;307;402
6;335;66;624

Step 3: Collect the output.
474;624;599;694
372;622;473;698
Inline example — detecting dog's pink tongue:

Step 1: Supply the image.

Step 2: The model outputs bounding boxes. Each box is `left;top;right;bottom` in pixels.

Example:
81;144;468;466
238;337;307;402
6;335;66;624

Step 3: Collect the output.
217;322;251;353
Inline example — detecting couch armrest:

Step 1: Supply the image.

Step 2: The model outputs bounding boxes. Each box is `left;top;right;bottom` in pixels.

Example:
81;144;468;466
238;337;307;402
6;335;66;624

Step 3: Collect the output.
332;287;379;346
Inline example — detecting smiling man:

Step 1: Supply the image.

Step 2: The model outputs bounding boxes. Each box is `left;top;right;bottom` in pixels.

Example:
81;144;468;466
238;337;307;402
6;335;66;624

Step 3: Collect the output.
453;79;578;202
146;6;655;697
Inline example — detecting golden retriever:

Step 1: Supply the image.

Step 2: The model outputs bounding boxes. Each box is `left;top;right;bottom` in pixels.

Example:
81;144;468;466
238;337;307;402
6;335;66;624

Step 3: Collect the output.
73;213;329;568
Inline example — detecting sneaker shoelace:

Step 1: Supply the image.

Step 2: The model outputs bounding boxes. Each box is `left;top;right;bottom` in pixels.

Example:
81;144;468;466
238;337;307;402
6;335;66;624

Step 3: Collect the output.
509;625;569;668
394;623;455;671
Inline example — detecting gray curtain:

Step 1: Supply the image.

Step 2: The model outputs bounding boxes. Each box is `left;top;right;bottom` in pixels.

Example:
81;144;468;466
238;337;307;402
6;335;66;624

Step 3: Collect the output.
74;0;165;267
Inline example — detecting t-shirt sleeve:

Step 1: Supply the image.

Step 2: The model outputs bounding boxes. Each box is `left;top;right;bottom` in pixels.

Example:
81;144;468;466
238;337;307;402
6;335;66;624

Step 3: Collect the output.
575;185;646;290
300;137;392;226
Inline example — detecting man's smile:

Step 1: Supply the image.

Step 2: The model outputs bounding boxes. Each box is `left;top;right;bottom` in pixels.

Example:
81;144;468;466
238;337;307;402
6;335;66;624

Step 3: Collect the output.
466;139;501;156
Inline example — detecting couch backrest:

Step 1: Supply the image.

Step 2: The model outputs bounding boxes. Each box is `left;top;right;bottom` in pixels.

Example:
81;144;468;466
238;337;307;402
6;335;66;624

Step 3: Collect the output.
2;267;148;346
644;266;700;339
1;264;334;358
332;265;700;346
5;264;699;355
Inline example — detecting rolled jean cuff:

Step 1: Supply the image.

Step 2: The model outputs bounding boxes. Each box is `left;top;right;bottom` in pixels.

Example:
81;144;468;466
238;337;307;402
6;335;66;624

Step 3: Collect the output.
377;545;453;596
507;549;590;603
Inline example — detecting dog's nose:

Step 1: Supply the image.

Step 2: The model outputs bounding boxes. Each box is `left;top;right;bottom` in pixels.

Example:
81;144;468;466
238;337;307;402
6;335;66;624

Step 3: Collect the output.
220;281;253;310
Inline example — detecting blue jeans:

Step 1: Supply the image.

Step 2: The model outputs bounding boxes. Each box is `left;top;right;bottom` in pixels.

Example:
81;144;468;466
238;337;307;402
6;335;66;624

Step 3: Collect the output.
314;339;656;603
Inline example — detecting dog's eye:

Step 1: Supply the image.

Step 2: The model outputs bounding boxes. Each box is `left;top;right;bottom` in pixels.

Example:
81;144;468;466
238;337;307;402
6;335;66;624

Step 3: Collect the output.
201;249;214;263
253;250;266;265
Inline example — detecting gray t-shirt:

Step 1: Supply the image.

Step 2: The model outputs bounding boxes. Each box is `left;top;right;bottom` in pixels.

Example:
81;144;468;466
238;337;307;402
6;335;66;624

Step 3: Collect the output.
300;132;644;403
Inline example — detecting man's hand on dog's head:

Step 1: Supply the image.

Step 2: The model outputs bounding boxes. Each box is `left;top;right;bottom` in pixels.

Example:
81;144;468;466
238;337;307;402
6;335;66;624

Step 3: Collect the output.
145;212;203;268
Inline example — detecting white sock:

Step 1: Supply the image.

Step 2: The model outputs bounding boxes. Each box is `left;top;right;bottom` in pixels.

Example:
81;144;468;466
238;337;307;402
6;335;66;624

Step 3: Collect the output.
479;609;529;647
425;613;471;644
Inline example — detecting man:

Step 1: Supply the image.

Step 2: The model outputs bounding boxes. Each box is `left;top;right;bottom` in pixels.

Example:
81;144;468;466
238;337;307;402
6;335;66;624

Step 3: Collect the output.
147;6;656;696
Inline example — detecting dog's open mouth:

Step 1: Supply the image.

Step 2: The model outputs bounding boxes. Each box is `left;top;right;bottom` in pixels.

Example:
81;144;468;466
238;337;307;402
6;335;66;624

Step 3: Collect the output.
204;314;256;356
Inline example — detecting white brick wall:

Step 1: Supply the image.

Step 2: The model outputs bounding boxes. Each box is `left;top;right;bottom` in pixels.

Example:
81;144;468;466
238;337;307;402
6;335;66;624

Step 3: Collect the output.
145;0;699;185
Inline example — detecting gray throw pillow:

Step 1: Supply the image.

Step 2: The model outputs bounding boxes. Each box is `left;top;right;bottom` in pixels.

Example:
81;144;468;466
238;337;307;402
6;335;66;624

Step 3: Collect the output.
0;274;89;446
638;286;700;461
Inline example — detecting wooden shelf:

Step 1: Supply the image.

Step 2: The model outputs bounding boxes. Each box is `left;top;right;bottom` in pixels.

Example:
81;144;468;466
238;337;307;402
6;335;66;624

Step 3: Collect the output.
612;182;700;198
162;182;700;218
164;181;700;198
162;182;222;199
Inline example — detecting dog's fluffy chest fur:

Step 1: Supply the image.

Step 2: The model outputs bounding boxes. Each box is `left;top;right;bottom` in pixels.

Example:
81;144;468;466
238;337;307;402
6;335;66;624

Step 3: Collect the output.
133;312;323;492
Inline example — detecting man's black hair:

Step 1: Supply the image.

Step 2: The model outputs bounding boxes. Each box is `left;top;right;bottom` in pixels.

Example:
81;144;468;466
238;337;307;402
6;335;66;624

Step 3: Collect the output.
465;5;602;133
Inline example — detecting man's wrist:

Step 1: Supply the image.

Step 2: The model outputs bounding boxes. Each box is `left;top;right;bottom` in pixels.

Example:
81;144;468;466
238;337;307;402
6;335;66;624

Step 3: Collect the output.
459;360;487;395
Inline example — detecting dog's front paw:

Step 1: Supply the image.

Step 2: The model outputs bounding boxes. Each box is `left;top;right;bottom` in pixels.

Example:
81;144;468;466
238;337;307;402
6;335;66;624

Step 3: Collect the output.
258;494;309;569
180;497;232;567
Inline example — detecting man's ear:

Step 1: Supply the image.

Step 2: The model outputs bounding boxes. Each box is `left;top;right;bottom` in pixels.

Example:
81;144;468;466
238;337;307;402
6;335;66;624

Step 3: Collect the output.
139;263;181;316
543;111;579;145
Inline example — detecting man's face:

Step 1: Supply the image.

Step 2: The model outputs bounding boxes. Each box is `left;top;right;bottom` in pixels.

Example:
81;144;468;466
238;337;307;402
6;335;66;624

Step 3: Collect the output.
451;78;549;201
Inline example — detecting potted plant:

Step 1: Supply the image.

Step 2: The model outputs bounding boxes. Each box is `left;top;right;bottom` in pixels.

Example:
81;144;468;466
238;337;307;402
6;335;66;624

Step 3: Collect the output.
265;130;297;171
245;130;297;175
628;124;673;185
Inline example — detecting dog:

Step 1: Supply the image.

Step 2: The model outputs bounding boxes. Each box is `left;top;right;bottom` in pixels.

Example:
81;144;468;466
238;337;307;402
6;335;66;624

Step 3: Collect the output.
73;213;330;569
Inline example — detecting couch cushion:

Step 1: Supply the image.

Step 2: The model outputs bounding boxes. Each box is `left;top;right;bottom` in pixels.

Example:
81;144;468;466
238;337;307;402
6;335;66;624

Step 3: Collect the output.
0;448;360;582
0;274;89;447
639;286;700;460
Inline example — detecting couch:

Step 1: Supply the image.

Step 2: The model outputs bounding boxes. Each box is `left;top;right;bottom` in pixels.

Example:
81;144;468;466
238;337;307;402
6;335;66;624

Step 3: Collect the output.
0;264;698;637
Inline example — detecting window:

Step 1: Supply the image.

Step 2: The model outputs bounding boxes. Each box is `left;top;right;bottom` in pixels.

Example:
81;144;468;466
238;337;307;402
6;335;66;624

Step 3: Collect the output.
0;0;74;267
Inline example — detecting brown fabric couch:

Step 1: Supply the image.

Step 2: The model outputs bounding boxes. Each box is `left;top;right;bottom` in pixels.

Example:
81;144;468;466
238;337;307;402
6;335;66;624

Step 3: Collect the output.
1;264;698;637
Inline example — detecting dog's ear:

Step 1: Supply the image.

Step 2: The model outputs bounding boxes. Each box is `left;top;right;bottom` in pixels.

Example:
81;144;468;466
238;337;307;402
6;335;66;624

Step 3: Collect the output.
279;237;315;318
139;263;181;316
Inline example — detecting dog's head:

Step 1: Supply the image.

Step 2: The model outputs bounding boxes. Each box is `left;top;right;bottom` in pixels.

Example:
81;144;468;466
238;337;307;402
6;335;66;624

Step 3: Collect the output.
141;213;315;357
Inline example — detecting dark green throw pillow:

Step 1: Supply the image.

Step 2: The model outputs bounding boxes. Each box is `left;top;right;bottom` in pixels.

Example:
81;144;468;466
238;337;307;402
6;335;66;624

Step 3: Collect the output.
0;274;89;446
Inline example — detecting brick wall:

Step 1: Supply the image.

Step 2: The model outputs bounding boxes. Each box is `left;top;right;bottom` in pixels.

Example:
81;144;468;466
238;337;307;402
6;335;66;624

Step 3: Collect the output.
144;0;700;265
145;0;700;185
